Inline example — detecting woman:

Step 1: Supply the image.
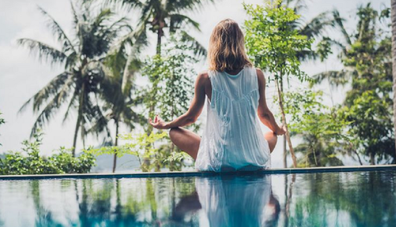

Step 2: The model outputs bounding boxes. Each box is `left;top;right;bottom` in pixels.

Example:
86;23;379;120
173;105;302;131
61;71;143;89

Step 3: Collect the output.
149;19;285;172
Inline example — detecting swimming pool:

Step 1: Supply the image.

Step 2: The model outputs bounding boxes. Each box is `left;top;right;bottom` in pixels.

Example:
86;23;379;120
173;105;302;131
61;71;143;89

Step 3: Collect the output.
0;169;395;227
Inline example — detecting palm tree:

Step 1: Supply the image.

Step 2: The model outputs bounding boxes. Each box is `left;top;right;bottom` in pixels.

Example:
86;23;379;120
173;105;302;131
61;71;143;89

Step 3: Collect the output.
18;1;131;156
276;0;337;168
103;0;212;127
284;0;337;61
106;0;210;56
95;49;144;172
391;0;396;162
311;4;394;164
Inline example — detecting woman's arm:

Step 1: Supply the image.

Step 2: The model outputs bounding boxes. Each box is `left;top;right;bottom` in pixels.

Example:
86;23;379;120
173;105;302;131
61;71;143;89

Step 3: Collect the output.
256;69;285;135
149;72;207;129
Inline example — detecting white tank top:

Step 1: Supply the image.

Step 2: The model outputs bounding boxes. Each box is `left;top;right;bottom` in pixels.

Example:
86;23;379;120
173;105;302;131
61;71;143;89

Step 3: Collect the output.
195;66;271;172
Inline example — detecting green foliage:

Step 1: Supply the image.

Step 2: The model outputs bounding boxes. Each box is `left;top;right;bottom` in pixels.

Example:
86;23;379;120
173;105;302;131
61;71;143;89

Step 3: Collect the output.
108;0;210;56
244;1;313;82
315;37;333;62
288;172;396;226
311;3;394;164
282;90;350;167
0;132;95;175
141;35;196;122
18;1;132;155
120;35;198;172
86;131;193;172
339;91;394;163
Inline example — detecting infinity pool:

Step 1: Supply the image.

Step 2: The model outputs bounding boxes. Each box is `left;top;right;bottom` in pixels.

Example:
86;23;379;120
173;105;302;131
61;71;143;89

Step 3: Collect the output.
0;170;395;227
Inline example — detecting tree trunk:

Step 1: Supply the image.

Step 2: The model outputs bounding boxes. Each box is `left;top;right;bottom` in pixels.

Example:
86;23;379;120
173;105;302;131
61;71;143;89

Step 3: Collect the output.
156;28;162;56
280;79;287;168
71;90;84;157
121;53;133;94
112;119;119;173
275;79;297;168
283;174;289;227
370;152;375;165
391;0;396;163
283;138;287;167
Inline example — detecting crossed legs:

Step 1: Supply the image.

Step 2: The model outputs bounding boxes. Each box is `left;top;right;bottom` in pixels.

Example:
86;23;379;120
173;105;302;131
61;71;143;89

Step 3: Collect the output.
169;127;201;160
264;132;278;153
169;127;278;161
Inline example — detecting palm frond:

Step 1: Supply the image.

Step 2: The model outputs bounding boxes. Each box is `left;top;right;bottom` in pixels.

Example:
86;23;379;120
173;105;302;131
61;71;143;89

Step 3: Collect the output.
30;77;74;136
179;31;207;58
84;98;111;137
19;71;73;114
103;0;143;11
169;13;200;32
285;0;307;15
167;0;215;12
37;6;76;54
299;11;334;38
332;9;352;46
70;0;80;28
100;17;132;44
62;91;78;123
310;70;353;87
17;38;67;65
93;8;114;29
119;24;148;94
296;49;318;61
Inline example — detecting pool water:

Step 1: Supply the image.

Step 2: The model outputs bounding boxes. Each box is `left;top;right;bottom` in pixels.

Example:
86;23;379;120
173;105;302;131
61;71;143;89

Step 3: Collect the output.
0;170;395;227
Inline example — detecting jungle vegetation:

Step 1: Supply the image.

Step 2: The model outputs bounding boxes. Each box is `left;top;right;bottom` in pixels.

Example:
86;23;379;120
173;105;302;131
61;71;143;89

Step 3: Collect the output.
1;0;395;174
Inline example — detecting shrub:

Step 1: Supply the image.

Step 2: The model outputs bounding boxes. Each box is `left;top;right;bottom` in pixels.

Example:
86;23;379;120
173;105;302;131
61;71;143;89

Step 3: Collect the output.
0;132;96;175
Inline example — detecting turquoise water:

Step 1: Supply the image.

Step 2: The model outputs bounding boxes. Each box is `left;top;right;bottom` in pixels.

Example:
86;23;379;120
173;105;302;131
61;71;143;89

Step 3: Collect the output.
0;171;395;227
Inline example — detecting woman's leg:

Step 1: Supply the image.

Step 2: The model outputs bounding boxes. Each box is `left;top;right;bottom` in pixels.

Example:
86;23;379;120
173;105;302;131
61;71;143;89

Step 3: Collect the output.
169;127;201;160
265;132;278;153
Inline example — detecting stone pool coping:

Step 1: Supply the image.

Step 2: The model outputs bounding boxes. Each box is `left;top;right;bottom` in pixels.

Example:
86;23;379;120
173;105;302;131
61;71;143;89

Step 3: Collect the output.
1;165;396;180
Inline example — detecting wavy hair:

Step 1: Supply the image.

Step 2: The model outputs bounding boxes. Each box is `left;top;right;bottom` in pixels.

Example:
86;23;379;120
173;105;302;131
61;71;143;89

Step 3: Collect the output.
208;19;252;72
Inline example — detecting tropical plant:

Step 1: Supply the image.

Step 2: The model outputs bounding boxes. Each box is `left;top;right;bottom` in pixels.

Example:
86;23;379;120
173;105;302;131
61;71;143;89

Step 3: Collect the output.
86;131;192;172
18;1;131;156
312;3;395;164
104;0;211;132
338;91;394;164
282;90;353;167
274;0;337;167
142;36;196;123
141;36;198;170
105;0;211;56
94;42;145;173
0;132;95;175
244;1;313;167
281;0;336;61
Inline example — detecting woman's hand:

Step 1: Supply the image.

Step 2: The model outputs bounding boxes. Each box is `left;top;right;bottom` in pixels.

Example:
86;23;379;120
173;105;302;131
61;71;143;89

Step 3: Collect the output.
149;115;169;130
274;125;286;136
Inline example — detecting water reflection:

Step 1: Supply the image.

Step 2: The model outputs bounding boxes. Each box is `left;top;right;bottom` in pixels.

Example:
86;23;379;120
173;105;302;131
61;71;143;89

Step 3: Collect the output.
172;175;280;227
0;171;395;227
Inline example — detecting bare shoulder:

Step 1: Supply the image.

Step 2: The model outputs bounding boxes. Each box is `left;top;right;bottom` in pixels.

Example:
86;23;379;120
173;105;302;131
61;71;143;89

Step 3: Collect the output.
196;71;210;86
197;71;209;79
255;68;266;86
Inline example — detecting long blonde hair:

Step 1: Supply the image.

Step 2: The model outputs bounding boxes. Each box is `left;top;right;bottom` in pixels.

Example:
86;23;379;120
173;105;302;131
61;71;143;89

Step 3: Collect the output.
208;19;252;72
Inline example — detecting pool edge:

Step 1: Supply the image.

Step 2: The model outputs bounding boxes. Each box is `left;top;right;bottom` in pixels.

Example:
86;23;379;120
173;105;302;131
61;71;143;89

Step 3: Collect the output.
1;165;396;180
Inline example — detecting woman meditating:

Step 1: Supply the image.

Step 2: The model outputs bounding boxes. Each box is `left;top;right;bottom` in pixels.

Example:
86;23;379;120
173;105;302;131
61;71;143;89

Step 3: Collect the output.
149;19;285;172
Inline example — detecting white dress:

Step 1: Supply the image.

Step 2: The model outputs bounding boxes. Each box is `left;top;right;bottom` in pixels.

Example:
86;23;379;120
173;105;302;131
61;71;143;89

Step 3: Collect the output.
195;175;272;227
195;67;271;172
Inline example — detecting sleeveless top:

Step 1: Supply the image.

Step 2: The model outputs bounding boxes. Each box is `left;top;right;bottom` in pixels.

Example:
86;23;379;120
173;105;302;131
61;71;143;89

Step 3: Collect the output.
195;175;271;226
195;66;271;172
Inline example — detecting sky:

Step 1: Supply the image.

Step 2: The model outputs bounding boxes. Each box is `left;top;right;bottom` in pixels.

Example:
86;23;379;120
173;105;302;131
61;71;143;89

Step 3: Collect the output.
0;0;390;168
